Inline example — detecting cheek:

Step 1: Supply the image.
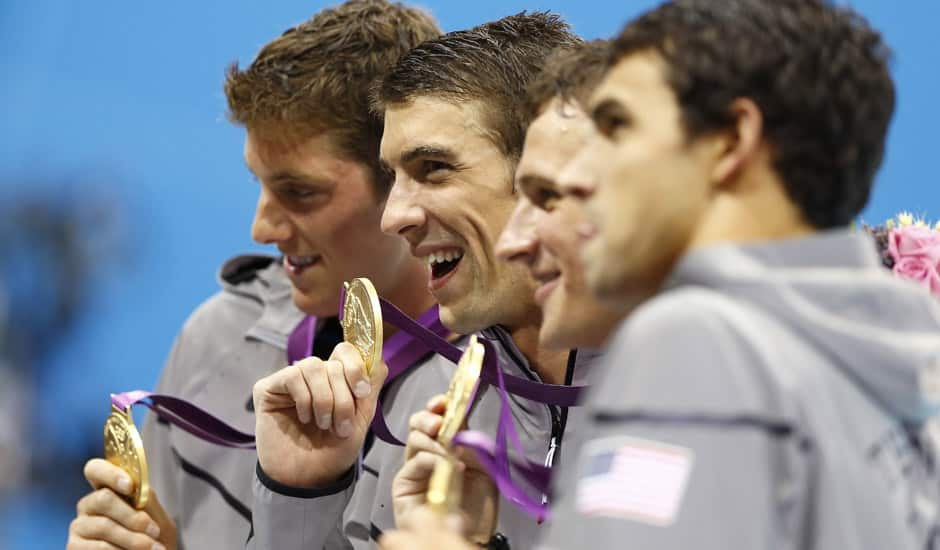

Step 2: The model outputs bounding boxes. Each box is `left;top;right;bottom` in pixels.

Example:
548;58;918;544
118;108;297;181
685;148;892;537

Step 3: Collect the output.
551;236;584;287
323;198;387;252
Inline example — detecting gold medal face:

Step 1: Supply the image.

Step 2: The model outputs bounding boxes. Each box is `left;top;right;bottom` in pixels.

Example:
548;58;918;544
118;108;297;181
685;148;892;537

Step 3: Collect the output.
103;405;150;509
437;335;485;447
340;278;383;377
427;336;484;514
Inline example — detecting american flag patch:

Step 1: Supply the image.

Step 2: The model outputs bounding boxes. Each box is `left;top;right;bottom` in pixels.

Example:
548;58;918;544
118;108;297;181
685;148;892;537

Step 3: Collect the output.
575;436;694;526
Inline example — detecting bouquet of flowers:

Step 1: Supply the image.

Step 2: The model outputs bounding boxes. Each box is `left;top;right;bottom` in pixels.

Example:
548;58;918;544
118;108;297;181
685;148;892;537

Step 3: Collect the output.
864;212;940;298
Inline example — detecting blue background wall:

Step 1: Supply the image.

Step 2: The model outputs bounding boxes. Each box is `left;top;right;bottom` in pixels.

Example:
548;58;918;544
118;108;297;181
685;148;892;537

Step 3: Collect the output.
0;1;937;547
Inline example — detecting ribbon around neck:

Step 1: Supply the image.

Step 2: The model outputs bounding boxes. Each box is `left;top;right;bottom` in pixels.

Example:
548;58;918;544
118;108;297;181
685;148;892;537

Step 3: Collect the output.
450;339;554;522
111;291;584;520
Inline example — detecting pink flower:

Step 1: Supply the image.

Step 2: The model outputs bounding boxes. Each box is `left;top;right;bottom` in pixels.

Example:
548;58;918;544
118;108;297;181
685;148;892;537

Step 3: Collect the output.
888;225;940;297
893;256;940;296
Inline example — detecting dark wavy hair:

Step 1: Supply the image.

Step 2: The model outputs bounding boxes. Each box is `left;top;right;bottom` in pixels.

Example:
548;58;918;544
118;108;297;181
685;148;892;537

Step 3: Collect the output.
524;40;611;119
611;0;895;228
373;12;581;162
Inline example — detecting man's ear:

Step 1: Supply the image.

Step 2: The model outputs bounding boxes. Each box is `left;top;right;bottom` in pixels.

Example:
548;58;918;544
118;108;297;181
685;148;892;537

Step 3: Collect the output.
711;98;764;188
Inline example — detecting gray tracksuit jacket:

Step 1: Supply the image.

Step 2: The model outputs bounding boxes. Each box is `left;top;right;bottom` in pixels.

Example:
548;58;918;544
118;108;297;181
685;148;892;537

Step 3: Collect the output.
543;230;940;549
140;255;514;549
142;255;304;550
248;329;599;549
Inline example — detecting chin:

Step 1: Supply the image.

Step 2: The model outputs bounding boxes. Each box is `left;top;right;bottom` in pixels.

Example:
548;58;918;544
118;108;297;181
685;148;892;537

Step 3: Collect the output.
438;300;488;335
538;325;573;351
291;288;339;317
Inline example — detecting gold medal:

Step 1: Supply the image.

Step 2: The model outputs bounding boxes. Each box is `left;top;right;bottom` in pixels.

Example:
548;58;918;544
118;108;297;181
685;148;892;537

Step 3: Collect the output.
103;404;150;509
427;335;485;515
437;335;484;447
426;454;463;516
340;278;383;377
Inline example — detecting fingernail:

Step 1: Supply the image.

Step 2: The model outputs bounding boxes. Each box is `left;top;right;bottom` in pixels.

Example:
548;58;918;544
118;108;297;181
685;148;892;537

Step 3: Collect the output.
146;523;161;539
299;409;311;424
317;413;331;431
152;544;166;550
117;476;131;494
337;419;352;438
353;381;372;398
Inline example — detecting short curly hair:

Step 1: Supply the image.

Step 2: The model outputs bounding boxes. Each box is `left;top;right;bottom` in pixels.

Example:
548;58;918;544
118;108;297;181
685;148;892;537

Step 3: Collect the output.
611;0;895;228
224;0;441;195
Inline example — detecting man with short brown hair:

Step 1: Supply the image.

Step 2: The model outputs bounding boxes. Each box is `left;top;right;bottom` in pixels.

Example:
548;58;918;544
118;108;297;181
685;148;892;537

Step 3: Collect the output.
252;12;590;550
67;2;443;549
388;39;624;549
496;40;622;351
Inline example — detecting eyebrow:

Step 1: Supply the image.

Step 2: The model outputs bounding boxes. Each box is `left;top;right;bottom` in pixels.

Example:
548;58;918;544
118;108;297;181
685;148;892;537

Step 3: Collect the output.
266;171;333;187
400;145;459;165
516;173;557;194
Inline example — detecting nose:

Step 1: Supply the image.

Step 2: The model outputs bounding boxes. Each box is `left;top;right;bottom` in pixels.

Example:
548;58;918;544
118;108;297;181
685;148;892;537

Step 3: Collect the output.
251;187;292;245
496;198;540;266
557;146;597;202
380;178;426;239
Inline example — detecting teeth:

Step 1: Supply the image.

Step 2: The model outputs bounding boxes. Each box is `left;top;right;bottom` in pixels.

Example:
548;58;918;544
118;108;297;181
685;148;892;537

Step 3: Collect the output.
289;256;316;267
425;250;463;266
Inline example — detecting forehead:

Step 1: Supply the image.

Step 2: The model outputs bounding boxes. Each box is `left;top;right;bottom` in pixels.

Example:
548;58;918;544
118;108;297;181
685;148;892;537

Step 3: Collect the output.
590;51;677;117
245;127;343;161
519;98;593;171
243;129;365;180
380;96;499;161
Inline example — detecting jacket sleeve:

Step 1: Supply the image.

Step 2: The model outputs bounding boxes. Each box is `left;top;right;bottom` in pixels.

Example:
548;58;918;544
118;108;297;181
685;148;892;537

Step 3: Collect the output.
141;334;186;550
541;291;812;550
246;462;356;550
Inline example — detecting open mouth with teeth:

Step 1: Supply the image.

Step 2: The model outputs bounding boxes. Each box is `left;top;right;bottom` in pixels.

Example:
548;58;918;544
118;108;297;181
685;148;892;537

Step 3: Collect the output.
284;255;321;275
427;249;464;281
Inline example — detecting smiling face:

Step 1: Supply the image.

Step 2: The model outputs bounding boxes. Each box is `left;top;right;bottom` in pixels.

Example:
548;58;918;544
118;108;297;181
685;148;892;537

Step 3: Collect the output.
497;98;623;349
246;129;422;316
380;96;538;334
563;52;716;305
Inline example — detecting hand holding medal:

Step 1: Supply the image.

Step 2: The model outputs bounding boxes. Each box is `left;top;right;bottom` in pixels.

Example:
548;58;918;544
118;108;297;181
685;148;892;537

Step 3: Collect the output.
426;335;485;516
102;404;150;509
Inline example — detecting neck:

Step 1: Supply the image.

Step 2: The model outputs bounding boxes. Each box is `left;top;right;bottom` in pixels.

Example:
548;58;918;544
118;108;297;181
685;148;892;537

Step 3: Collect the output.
688;171;815;252
509;320;571;386
380;260;437;340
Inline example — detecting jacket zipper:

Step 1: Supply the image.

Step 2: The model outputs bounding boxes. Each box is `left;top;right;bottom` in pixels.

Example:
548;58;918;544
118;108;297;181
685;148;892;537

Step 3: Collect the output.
541;349;578;507
487;329;578;507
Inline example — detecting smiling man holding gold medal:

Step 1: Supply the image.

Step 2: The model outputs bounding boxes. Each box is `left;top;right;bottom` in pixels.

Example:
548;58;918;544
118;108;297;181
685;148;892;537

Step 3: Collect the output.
247;13;602;550
66;2;447;549
385;39;622;549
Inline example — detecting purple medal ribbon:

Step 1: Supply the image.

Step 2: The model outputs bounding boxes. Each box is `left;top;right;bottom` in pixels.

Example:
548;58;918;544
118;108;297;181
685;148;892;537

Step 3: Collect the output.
109;305;450;450
110;391;256;449
371;295;586;407
111;290;581;520
451;339;554;522
289;296;452;446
